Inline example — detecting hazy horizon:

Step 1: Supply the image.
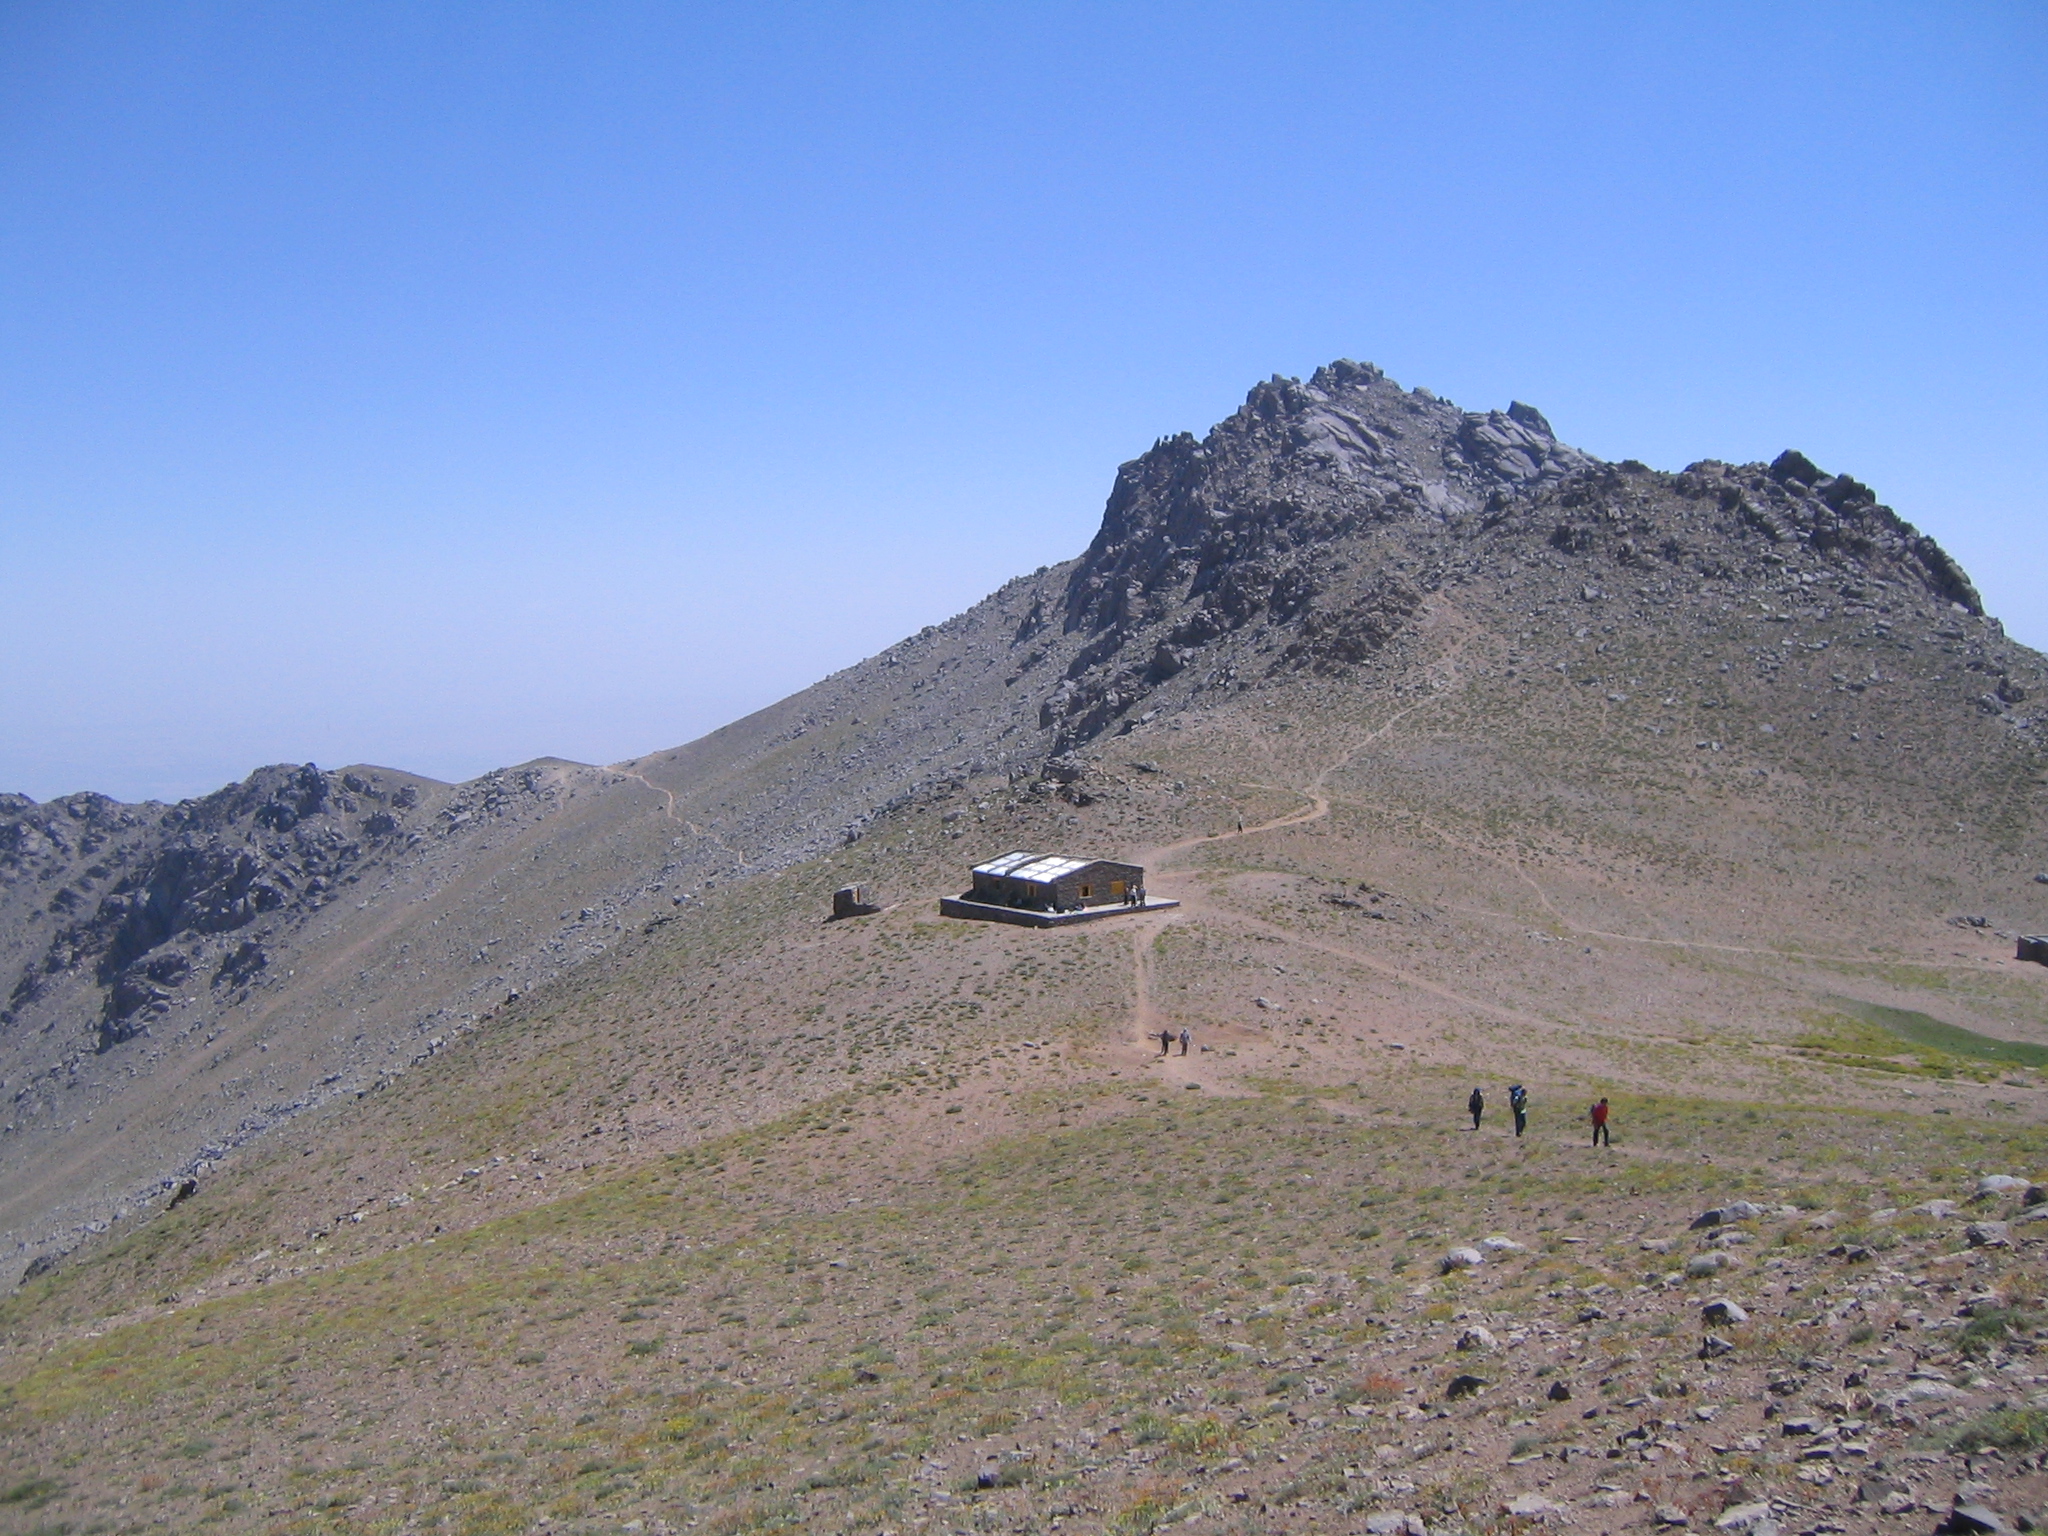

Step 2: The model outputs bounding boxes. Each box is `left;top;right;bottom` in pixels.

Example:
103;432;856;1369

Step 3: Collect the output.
4;3;2042;804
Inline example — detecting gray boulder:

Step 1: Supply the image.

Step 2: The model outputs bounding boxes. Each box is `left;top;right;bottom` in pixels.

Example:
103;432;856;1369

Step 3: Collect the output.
1943;1504;2014;1536
1713;1502;1777;1535
1689;1200;1765;1229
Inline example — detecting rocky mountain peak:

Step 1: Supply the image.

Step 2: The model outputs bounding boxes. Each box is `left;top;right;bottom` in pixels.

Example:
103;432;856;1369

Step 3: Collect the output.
1064;362;1599;640
1034;361;1997;752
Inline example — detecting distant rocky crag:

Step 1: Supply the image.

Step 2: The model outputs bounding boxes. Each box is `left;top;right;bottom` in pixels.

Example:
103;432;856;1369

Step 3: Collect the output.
0;753;630;1064
2;766;432;1054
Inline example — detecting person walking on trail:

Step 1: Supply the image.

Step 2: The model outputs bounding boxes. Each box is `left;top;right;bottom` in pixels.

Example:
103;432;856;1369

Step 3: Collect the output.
1509;1084;1529;1139
1158;1028;1173;1056
1468;1087;1485;1131
1178;1027;1192;1056
1589;1096;1611;1146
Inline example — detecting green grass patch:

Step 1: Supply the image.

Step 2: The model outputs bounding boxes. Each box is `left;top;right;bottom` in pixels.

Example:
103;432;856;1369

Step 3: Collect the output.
0;1477;63;1510
1958;1308;2044;1358
1828;997;2048;1070
1950;1408;2048;1455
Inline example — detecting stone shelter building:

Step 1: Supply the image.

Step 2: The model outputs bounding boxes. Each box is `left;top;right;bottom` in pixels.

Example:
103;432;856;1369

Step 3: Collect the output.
968;851;1144;913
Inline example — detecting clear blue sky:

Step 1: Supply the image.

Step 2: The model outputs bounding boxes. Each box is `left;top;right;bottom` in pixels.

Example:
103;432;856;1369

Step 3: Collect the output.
2;3;2042;803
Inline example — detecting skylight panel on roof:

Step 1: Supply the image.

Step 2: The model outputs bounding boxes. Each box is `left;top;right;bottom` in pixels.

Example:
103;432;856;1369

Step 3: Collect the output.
1013;856;1086;882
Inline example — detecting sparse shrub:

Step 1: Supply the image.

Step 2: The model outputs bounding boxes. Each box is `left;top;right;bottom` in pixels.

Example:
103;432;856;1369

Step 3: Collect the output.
0;1478;62;1511
1167;1416;1224;1454
1959;1308;2043;1358
1950;1409;2048;1455
1846;1324;1875;1345
1128;1410;1169;1443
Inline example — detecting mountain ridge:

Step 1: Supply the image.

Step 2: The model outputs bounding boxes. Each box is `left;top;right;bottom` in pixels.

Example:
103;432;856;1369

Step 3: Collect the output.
6;362;2048;1536
4;359;2041;1280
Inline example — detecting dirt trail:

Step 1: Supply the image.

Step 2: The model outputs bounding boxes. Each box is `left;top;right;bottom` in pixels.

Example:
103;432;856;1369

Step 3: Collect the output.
611;763;749;867
1122;621;1474;1080
1325;793;1984;972
610;766;679;821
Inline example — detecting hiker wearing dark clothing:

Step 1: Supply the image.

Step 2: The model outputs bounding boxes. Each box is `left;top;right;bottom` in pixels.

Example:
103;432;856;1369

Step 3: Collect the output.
1509;1084;1528;1138
1178;1027;1191;1056
1468;1087;1484;1131
1158;1028;1173;1056
1590;1097;1610;1146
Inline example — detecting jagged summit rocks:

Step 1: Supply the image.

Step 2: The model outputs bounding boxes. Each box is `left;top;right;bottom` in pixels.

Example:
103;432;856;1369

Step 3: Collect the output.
1034;360;2003;752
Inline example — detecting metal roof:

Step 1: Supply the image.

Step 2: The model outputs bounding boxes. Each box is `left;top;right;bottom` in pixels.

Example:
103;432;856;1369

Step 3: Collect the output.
970;851;1096;884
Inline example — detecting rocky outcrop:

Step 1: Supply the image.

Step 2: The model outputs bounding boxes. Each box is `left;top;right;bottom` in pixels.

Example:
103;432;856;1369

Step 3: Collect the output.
1;764;426;1051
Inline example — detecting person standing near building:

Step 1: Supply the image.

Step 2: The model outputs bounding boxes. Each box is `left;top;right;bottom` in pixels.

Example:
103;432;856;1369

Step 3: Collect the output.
1589;1097;1611;1146
1467;1087;1485;1131
1509;1083;1528;1138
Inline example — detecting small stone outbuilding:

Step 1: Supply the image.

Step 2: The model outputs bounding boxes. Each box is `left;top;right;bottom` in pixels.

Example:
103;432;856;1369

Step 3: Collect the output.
968;851;1143;912
832;884;880;920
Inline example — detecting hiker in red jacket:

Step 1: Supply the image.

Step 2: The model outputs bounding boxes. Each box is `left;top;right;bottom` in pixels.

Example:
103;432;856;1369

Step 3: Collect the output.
1589;1097;1611;1147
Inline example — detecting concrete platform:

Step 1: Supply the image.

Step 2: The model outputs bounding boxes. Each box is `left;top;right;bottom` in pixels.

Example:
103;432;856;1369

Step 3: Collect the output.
938;896;1180;928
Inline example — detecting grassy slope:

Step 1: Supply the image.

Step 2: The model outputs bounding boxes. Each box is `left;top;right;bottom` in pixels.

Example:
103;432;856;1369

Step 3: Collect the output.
8;611;2048;1535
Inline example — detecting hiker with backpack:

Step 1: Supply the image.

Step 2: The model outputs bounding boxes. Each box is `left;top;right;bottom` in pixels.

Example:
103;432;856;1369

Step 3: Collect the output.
1589;1096;1610;1146
1509;1083;1528;1138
